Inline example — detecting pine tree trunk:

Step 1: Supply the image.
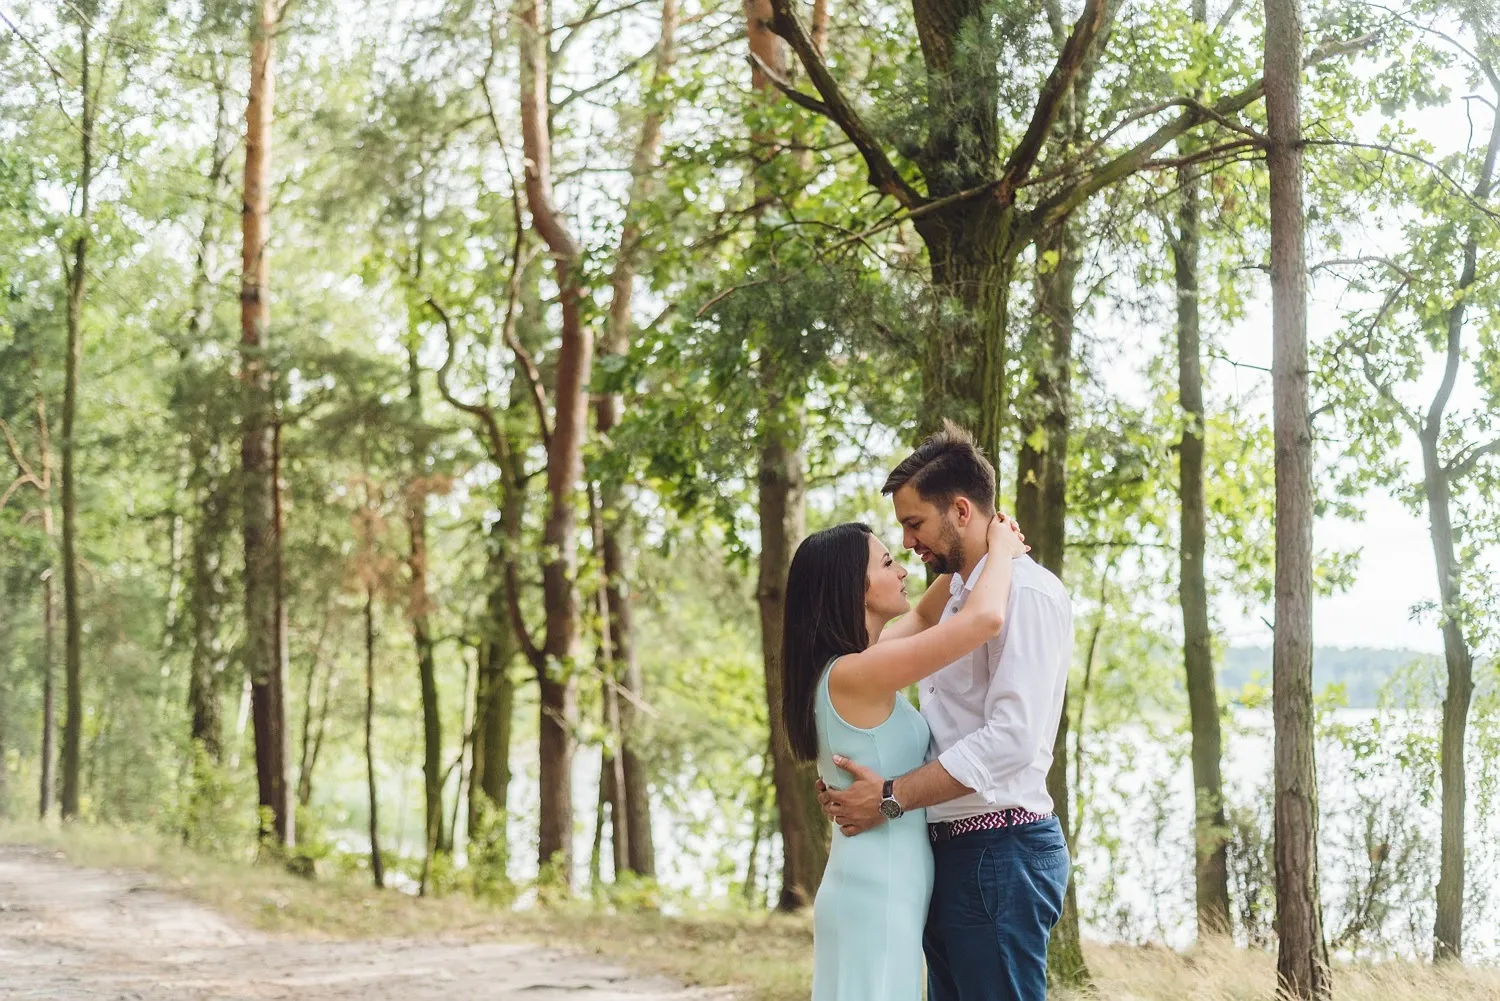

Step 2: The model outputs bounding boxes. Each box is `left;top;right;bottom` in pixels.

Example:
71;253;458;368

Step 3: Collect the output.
1264;0;1328;988
0;574;11;817
241;0;292;847
38;413;56;816
187;460;228;761
471;523;518;837
517;0;592;887
1012;222;1088;986
185;60;235;767
757;411;827;910
59;13;94;824
597;0;674;869
405;335;445;890
365;586;384;889
1174;110;1231;938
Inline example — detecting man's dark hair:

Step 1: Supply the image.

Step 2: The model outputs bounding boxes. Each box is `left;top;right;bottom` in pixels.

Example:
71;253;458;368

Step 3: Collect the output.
882;419;997;514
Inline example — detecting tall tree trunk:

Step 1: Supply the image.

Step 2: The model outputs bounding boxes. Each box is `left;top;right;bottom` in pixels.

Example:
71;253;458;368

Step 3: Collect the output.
1264;0;1327;989
1427;441;1473;961
1014;220;1088;986
1173;54;1231;934
241;0;292;848
747;0;828;912
37;386;57;818
757;411;827;910
471;519;518;837
187;462;228;760
590;524;631;879
1427;103;1497;962
185;58;235;767
59;12;95;823
517;0;592;888
405;329;445;892
0;573;11;816
593;0;677;880
364;586;385;889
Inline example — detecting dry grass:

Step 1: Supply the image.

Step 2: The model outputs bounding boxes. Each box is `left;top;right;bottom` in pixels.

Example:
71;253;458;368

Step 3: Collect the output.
4;821;1498;1001
1056;939;1500;1001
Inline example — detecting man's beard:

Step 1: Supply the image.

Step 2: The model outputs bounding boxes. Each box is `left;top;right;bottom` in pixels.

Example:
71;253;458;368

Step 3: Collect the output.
927;520;966;575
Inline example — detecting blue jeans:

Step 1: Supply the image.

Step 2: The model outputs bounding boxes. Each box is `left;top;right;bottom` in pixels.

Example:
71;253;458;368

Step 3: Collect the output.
923;817;1071;1001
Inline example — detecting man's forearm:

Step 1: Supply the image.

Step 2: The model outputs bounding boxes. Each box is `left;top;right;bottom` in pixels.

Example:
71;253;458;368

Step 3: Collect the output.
891;759;972;811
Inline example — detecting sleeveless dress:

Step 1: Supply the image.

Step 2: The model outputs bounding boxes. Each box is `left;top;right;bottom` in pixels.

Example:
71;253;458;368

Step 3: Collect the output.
812;659;935;1001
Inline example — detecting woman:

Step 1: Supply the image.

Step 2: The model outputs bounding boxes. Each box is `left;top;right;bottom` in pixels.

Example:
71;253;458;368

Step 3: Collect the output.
781;517;1027;1001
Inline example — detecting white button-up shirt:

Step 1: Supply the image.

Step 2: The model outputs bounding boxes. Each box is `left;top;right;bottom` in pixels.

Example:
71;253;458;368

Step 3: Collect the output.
920;553;1073;822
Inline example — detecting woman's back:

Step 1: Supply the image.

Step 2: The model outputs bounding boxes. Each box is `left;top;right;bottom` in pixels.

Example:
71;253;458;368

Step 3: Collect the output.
811;662;934;1001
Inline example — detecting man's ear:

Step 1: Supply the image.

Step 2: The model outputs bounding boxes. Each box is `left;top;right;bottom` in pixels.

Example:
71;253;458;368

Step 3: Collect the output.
953;496;973;526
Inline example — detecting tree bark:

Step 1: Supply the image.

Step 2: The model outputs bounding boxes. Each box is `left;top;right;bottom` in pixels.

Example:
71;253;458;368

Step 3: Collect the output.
471;516;518;844
241;0;292;848
1173;52;1232;933
746;0;828;912
187;459;229;761
364;586;385;889
517;0;592;887
405;329;445;892
36;385;57;819
59;11;95;824
757;411;827;910
1012;220;1088;985
594;0;677;881
1264;0;1328;989
1428;101;1498;963
185;57;237;767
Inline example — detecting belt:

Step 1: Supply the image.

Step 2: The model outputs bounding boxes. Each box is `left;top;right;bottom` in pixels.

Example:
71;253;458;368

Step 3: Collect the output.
929;808;1052;842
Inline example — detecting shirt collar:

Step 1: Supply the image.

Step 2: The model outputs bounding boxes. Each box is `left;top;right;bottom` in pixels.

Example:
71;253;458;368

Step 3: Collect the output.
951;553;988;597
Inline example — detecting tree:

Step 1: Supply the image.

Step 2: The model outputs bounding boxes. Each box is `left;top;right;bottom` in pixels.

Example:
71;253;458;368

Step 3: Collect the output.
1264;0;1329;988
511;0;596;887
1323;18;1500;956
241;0;293;848
57;0;101;823
591;0;680;882
1170;0;1232;939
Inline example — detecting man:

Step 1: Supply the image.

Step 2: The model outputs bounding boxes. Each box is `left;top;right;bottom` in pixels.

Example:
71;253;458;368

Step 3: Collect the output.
817;420;1073;1001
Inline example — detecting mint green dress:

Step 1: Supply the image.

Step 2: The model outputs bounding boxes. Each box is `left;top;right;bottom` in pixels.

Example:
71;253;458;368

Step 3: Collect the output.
812;659;935;1001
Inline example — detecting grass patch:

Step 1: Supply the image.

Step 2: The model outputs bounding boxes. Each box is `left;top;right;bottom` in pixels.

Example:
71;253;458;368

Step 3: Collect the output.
4;820;1499;1000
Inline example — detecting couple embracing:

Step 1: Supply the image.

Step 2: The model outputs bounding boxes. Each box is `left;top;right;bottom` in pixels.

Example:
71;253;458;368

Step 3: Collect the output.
781;420;1073;1001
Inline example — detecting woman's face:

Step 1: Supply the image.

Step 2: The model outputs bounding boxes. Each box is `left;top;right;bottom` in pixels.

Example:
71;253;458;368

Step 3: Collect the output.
865;534;910;622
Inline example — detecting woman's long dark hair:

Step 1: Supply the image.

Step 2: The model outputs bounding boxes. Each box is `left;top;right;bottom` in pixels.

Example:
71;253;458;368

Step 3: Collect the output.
781;523;873;762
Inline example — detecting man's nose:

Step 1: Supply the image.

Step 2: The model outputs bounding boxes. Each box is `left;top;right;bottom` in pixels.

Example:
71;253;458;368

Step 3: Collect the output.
902;530;915;550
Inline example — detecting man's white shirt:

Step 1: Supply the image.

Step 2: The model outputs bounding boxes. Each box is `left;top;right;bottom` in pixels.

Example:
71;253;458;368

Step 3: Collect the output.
919;553;1073;823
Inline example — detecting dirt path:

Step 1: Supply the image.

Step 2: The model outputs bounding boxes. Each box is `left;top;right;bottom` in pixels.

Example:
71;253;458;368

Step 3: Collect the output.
0;846;734;1000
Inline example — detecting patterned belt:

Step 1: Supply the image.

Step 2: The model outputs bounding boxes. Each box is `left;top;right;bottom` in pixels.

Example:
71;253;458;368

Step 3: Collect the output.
929;808;1052;842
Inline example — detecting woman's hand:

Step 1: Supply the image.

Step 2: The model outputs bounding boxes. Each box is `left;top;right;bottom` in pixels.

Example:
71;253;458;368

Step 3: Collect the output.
987;514;1030;559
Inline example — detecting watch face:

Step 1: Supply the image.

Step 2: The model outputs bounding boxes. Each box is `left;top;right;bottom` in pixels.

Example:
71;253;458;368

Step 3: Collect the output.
880;799;902;820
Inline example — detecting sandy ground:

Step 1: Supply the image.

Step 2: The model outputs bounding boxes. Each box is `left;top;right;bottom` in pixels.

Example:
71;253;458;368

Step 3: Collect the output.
0;846;735;1000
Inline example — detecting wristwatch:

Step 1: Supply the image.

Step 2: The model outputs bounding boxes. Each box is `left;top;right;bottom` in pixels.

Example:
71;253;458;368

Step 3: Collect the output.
879;779;905;820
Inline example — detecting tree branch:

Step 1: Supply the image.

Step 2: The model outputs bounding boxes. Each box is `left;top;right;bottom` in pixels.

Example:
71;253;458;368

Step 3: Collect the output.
1032;31;1378;229
766;0;923;207
1448;438;1500;479
746;52;832;117
429;298;512;466
997;0;1109;202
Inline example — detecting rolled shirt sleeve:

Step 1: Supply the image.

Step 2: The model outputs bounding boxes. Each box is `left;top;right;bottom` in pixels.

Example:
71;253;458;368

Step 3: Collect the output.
936;584;1073;807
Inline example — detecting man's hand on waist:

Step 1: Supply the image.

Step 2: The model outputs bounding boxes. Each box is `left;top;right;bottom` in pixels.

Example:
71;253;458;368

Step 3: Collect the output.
816;757;885;837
